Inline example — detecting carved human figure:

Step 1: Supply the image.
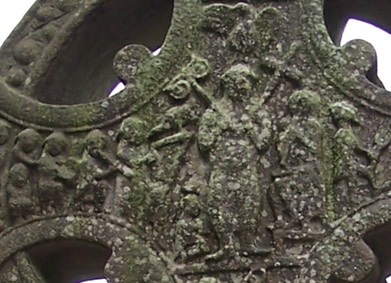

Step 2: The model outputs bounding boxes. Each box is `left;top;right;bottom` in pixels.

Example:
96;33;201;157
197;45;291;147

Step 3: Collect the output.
12;128;42;167
198;64;272;259
0;119;11;168
38;132;75;214
356;129;391;194
174;194;212;262
149;56;209;195
114;117;157;221
8;128;42;219
76;129;117;213
277;90;323;168
271;90;326;240
115;115;195;226
329;101;370;207
6;163;34;223
0;120;12;231
329;101;361;175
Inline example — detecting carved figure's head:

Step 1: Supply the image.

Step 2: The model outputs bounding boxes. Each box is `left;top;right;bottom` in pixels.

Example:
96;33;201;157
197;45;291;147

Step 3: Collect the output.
182;194;200;218
221;64;255;101
118;117;149;145
165;77;192;100
44;132;67;157
85;129;107;158
329;101;359;125
0;120;11;145
288;90;321;115
9;163;29;188
16;128;41;153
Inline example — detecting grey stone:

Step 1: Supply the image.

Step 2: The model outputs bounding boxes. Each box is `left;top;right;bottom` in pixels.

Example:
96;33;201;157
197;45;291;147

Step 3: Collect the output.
0;0;390;282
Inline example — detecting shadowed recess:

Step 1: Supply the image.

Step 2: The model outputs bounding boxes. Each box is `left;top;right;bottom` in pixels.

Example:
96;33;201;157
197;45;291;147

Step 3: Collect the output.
28;239;111;283
365;222;391;283
33;0;174;105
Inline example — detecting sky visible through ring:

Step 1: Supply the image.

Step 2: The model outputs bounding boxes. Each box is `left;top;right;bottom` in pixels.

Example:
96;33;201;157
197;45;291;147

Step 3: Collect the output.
1;1;391;283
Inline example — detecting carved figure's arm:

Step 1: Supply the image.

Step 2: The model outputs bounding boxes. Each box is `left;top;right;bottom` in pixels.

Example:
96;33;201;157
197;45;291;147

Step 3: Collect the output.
247;110;272;153
14;149;38;167
197;108;222;152
138;150;158;164
93;166;118;181
151;131;193;150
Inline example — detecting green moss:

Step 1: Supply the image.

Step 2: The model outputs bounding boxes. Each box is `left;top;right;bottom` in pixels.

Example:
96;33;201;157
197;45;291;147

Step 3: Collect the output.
320;125;336;221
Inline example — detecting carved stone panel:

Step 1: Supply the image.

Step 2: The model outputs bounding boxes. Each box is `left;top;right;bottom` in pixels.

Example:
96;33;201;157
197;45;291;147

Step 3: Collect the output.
0;0;390;282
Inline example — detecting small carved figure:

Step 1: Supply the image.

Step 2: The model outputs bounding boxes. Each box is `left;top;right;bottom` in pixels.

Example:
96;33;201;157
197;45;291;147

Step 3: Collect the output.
12;128;42;167
329;101;372;207
271;90;326;241
149;55;209;190
329;101;362;174
357;129;391;194
0;119;11;168
115;117;157;220
76;129;117;213
0;120;12;231
174;194;212;262
38;132;75;214
8;128;41;220
115;115;194;224
6;163;34;223
278;90;323;168
198;64;272;259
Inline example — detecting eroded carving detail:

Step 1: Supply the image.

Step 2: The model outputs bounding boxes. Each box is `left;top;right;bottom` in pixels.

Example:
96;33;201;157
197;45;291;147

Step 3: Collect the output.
198;64;272;260
1;0;391;282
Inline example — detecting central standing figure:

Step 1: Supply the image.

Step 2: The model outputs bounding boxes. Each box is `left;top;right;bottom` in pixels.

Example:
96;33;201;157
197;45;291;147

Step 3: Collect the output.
198;64;272;259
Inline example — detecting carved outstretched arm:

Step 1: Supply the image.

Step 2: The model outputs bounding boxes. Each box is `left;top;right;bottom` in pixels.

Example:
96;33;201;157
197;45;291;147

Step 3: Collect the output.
151;105;197;135
152;131;193;150
93;166;118;181
88;150;120;180
138;150;159;164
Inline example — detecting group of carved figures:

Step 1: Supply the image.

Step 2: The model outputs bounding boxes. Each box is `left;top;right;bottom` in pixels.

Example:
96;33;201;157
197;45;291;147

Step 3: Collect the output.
166;54;391;265
0;55;390;271
0;124;102;228
0;115;191;231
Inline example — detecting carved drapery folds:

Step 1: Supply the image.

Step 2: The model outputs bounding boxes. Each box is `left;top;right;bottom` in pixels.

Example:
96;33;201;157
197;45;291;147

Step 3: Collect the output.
0;0;390;282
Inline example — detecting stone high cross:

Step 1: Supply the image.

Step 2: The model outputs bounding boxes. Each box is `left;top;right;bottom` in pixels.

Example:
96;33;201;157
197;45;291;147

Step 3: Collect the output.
0;0;390;282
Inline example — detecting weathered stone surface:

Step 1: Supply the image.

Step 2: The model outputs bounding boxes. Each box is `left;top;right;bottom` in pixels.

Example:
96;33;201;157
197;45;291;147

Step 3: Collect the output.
0;0;391;282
